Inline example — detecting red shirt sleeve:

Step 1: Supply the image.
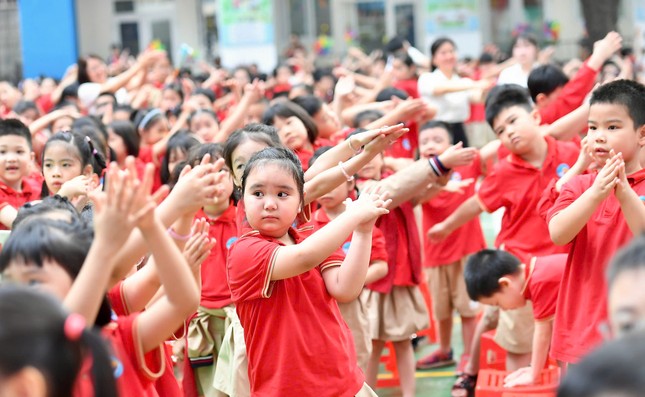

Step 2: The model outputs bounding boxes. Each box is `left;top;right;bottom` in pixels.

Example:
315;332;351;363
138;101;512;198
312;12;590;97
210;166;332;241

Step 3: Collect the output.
546;174;593;224
476;167;508;213
539;61;598;125
370;227;389;263
227;236;281;301
107;280;130;316
525;254;567;321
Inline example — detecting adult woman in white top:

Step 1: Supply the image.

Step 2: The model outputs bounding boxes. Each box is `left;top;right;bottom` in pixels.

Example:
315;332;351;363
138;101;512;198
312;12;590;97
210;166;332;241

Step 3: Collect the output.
418;37;490;147
496;34;539;87
77;50;164;114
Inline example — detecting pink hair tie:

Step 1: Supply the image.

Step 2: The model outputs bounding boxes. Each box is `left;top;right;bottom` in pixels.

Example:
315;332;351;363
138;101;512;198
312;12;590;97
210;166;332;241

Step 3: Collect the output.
64;313;86;341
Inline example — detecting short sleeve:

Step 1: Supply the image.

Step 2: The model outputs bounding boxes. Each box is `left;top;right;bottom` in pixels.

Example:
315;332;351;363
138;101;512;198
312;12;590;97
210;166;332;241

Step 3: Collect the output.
107;280;130;317
227;236;280;301
537;178;559;222
109;315;164;384
319;246;345;272
476;169;506;213
78;83;102;108
546;175;589;224
370;227;389;263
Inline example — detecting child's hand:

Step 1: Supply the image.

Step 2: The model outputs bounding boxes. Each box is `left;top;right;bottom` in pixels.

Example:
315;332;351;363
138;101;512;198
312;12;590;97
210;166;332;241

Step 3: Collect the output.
437;142;478;169
358;123;408;152
346;185;391;232
590;150;622;202
169;155;226;215
58;175;92;199
442;178;475;194
614;152;631;201
182;218;216;273
504;367;537;388
574;136;594;172
428;222;450;241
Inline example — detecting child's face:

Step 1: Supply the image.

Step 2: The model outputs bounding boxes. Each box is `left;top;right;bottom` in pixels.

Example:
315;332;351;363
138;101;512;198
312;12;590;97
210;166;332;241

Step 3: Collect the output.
107;128;127;166
142;118;170;146
492;106;541;156
317;181;352;211
0;135;33;190
357;154;384;181
43;143;85;194
161;89;182;112
312;104;340;139
273;116;308;150
588;103;644;167
191;94;212;110
2;257;73;302
168;148;187;177
512;38;538;66
419;127;452;159
18;109;38;127
243;163;301;238
609;268;645;338
477;273;527;311
51;116;74;133
191;113;220;143
231;139;270;186
244;102;267;125
392;59;414;81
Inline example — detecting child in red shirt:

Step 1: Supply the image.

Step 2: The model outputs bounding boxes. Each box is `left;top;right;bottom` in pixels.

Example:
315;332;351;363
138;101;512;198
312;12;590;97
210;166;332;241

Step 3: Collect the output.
415;121;485;370
465;249;566;387
0;119;41;229
227;147;390;396
548;79;645;363
310;147;389;373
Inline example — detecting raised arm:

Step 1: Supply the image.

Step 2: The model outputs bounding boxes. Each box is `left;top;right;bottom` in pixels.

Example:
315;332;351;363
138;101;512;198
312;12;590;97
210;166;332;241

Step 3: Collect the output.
427;195;484;241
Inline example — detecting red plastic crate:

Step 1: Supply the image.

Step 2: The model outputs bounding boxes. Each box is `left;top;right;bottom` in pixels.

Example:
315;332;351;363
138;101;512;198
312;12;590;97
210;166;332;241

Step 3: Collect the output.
376;341;400;388
479;330;507;371
475;367;560;397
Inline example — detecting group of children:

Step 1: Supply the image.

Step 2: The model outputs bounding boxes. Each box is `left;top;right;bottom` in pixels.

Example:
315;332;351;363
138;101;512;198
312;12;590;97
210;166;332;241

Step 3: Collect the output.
1;28;645;397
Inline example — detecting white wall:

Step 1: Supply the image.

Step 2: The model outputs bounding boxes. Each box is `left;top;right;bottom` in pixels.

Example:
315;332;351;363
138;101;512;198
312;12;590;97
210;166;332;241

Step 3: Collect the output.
75;0;113;58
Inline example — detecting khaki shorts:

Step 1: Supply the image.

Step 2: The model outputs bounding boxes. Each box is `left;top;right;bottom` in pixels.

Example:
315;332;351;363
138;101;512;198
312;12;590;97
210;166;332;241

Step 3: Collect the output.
426;260;479;321
362;286;429;341
482;302;535;355
338;297;371;374
465;121;497;149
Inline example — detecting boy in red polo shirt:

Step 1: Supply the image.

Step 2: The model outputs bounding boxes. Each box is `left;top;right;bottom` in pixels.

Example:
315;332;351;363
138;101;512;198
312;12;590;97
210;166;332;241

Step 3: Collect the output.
548;79;645;364
0;119;40;229
464;249;566;387
430;85;578;395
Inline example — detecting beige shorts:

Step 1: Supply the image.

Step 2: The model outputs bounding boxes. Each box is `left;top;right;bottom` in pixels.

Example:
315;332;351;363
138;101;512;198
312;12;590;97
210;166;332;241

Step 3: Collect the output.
338;297;371;373
482;302;535;355
425;260;479;321
362;285;429;341
465;121;497;149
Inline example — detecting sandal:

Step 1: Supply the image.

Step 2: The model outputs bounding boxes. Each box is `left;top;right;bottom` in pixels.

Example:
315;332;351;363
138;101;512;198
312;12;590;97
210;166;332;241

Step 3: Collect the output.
451;373;477;397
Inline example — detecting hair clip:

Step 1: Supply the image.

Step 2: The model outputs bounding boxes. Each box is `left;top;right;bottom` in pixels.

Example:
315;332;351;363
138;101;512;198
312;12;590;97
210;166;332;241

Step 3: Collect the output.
64;313;86;341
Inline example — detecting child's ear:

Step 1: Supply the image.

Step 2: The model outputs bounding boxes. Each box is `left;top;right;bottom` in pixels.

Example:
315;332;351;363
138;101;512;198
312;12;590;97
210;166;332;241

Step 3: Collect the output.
530;109;542;125
498;276;512;289
82;164;93;176
638;124;645;146
89;173;100;190
535;93;547;107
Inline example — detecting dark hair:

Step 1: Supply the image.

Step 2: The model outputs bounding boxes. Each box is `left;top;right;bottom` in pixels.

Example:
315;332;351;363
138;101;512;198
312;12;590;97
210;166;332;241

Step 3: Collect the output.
0;286;117;397
557;332;645;397
262;101;318;145
589;79;645;128
394;52;415;69
464;249;521;300
109;120;140;157
419;120;454;143
77;54;105;84
188;108;220;129
41;131;107;198
354;109;384;127
13;100;39;116
375;87;409;102
511;33;539;50
71;116;109;142
163;83;185;103
527;64;569;102
13;195;80;229
223;123;282;181
608;234;645;286
160;131;200;184
291;95;323;117
385;35;406;54
312;67;334;83
134;108;165;131
485;84;534;129
187;143;224;168
430;37;456;70
59;83;79;104
114;104;134;120
0;118;32;148
241;147;305;209
192;87;216;103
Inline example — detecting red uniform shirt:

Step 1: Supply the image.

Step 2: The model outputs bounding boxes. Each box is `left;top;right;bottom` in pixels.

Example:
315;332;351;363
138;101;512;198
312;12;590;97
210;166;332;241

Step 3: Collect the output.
385;121;418;159
294;137;333;172
236;199;312;236
0;179;40;230
477;135;579;263
311;208;389;264
522;254;567;321
422;157;486;267
547;169;645;362
137;146;163;192
226;228;364;396
106;281;182;397
102;315;164;397
538;61;598;125
196;204;238;308
394;79;420;99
